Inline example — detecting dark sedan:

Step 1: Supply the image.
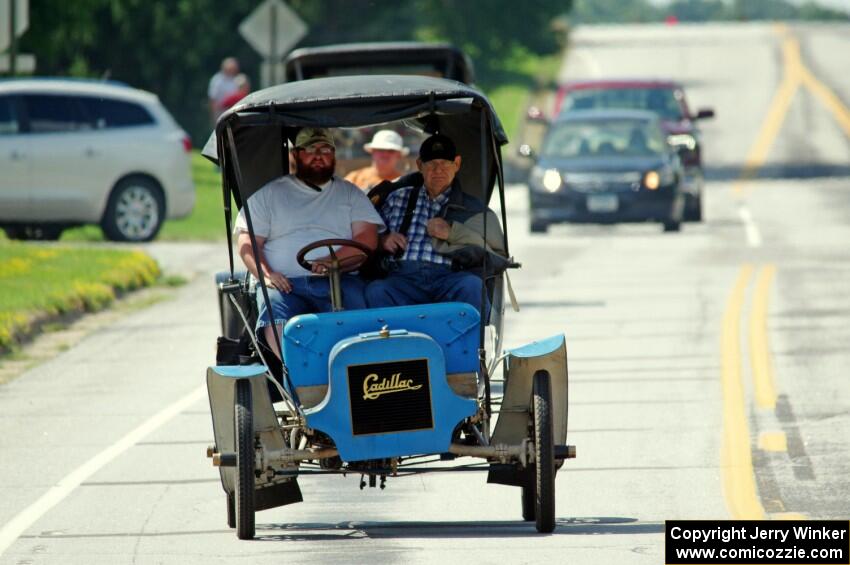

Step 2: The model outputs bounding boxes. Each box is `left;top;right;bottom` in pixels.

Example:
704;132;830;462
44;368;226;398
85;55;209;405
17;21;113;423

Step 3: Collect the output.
524;110;685;233
552;79;714;221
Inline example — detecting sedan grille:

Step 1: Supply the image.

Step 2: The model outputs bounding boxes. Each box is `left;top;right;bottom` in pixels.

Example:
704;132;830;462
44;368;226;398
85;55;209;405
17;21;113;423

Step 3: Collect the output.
347;359;433;436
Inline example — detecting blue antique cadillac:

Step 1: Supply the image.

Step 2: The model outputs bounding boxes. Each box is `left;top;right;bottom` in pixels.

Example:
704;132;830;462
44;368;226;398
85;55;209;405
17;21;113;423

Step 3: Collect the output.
202;75;574;540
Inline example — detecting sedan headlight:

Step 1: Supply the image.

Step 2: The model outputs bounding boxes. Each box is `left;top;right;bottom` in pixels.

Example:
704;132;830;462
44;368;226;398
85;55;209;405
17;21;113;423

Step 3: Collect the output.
542;169;563;193
530;166;563;193
644;167;675;190
644;171;660;190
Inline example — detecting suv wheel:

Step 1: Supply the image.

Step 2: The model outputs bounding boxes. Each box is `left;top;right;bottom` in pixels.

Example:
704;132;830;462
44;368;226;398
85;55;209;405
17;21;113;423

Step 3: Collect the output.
101;177;165;242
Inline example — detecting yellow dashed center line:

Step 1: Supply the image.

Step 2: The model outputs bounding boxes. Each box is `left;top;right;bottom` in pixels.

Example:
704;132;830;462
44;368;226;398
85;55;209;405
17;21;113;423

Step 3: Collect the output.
758;431;788;453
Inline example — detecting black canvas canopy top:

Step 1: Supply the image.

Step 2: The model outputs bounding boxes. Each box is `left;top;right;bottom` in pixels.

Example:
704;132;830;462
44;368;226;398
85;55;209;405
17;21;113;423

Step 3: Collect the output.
283;42;476;85
202;74;508;208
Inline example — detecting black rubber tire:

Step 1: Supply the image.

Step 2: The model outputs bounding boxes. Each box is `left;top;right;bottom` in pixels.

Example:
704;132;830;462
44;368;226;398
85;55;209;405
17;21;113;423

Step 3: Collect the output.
684;196;703;222
662;219;681;232
3;225;63;240
234;379;256;540
521;483;535;521
226;493;236;528
101;176;165;242
530;220;549;234
532;370;556;533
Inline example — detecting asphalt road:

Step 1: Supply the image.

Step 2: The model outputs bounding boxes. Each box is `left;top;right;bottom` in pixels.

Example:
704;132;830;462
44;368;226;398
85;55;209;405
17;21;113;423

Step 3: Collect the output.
1;22;849;564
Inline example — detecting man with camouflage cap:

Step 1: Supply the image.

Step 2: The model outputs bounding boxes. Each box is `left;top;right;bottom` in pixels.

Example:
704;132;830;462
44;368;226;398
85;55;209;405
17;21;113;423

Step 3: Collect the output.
234;127;385;359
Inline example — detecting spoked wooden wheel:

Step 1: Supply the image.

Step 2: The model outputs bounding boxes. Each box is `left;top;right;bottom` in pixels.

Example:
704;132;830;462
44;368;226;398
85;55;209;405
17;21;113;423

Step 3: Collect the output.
234;379;256;539
532;370;555;533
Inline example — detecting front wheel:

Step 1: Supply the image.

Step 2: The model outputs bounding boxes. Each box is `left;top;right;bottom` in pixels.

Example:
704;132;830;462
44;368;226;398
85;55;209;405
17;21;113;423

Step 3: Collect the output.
532;370;556;533
662;219;681;232
101;177;164;242
530;220;549;234
234;379;256;540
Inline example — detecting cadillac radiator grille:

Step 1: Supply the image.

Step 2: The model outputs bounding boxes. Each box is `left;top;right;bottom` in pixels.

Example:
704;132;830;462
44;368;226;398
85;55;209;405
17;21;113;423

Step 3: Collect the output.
347;359;433;436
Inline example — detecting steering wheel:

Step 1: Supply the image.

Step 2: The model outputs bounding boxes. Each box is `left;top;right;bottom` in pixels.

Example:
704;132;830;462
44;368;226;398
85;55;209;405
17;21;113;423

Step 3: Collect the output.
296;238;373;274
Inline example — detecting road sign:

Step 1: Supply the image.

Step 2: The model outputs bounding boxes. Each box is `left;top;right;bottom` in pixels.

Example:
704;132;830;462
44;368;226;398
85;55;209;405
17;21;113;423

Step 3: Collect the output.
0;52;34;72
238;0;306;59
0;0;28;52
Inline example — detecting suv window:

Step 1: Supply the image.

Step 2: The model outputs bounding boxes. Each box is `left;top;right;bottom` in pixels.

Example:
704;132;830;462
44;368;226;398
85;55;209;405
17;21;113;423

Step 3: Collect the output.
77;96;155;128
24;94;93;133
0;96;19;135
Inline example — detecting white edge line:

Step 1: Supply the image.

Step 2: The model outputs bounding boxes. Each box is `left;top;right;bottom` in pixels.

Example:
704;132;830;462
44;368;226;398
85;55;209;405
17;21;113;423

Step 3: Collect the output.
738;205;763;248
0;385;207;557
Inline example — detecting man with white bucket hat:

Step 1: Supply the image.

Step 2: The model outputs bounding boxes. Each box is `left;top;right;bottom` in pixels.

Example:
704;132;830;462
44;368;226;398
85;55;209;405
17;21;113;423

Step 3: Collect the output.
345;129;409;190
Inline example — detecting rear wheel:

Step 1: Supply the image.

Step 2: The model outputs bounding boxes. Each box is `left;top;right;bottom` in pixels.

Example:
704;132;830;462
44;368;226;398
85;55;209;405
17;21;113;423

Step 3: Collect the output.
3;225;63;240
101;176;164;242
234;379;255;540
684;195;703;222
532;370;556;533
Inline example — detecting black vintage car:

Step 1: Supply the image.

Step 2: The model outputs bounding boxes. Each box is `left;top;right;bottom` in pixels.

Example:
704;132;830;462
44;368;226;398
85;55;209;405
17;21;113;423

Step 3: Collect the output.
522;109;686;233
283;42;475;84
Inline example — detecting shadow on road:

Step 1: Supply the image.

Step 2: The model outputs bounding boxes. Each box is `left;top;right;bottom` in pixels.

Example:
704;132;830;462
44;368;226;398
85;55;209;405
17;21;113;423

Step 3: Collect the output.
705;163;850;181
254;516;663;541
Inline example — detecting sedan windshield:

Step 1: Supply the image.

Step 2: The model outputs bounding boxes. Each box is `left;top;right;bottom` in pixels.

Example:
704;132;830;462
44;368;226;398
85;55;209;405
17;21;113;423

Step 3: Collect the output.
541;119;667;159
562;88;684;121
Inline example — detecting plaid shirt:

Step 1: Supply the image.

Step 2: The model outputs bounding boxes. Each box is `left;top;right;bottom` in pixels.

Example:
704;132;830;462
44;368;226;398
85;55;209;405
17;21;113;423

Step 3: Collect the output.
381;185;452;265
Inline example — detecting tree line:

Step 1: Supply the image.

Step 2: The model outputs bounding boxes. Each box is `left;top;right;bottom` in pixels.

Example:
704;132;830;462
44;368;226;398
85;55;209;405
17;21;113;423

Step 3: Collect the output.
16;0;570;144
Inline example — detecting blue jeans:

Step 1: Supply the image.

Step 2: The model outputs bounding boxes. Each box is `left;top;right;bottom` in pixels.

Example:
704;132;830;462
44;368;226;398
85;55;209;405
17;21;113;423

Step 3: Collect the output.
255;275;366;329
364;261;489;318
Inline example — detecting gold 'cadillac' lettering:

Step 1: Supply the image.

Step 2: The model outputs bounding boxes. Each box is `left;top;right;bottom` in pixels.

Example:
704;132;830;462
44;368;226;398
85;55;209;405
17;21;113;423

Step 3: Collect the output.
362;372;422;400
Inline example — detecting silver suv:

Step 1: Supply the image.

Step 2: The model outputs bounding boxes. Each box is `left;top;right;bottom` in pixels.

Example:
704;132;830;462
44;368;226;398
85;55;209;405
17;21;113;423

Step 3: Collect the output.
0;78;195;241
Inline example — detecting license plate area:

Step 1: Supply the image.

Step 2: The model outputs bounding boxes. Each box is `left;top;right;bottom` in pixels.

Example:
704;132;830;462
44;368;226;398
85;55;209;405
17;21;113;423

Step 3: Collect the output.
347;359;433;436
587;193;619;213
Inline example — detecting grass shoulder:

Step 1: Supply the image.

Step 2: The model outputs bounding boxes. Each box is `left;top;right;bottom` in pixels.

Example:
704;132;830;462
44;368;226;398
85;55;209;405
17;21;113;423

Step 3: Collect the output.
0;242;165;354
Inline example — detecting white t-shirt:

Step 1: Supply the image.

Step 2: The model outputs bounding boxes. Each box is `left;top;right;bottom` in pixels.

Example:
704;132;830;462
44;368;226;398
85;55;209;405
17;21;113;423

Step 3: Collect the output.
234;176;385;278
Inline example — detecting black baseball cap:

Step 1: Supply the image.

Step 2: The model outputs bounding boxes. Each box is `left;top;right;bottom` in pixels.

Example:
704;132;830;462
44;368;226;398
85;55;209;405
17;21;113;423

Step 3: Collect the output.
419;134;457;163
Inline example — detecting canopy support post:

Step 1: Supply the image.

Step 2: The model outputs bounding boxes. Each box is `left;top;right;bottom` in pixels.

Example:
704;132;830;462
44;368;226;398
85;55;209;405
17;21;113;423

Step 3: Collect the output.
224;123;303;422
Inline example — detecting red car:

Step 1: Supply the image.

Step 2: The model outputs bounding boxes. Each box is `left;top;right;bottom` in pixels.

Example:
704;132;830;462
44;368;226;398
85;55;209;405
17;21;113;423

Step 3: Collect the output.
551;80;714;220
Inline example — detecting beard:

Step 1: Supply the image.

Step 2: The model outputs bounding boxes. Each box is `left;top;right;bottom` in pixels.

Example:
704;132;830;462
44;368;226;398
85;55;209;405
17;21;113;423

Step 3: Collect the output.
296;156;335;185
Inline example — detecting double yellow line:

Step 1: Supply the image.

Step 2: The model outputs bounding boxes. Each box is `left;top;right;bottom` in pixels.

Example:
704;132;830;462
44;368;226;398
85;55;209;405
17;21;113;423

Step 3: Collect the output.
734;23;850;192
720;264;776;520
720;24;850;518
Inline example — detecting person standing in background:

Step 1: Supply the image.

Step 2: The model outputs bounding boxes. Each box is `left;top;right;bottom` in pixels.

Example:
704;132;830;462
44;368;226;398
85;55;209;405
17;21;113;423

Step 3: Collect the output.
208;57;240;124
219;73;251;111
